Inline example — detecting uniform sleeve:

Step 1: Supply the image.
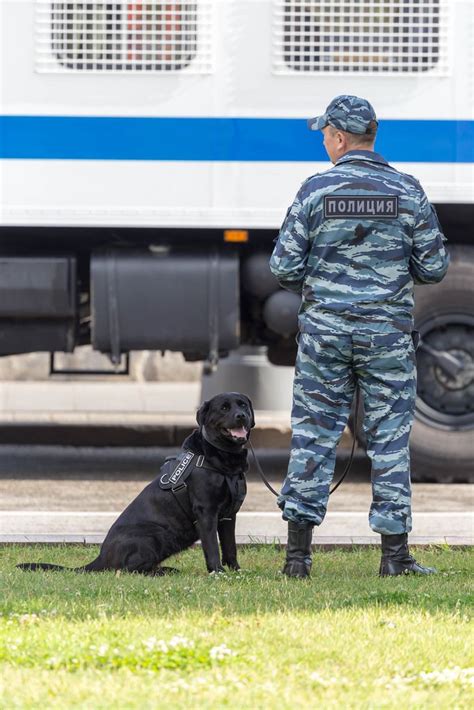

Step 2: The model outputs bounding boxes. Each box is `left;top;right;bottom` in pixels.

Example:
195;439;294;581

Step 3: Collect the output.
269;193;310;294
410;189;450;284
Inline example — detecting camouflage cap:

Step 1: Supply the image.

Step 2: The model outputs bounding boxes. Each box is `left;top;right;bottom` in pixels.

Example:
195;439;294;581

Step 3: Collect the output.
308;95;377;135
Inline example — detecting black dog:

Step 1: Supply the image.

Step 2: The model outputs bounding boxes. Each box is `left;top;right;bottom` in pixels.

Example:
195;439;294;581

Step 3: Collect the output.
17;393;254;575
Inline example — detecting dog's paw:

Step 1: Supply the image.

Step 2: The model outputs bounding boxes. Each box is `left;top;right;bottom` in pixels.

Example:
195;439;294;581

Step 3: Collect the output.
223;561;240;571
208;567;226;576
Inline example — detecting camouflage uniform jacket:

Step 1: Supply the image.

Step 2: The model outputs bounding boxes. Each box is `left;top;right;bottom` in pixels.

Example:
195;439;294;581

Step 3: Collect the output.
270;150;450;335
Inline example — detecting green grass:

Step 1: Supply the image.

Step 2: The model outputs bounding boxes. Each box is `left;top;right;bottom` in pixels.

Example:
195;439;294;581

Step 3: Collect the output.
0;545;473;709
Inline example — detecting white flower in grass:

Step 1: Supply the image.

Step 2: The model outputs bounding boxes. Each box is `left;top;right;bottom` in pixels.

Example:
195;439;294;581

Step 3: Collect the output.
168;635;194;649
386;667;474;689
388;674;412;689
379;619;396;629
170;679;191;692
97;644;108;657
210;644;234;661
418;667;474;686
309;672;338;687
143;637;169;653
143;636;157;651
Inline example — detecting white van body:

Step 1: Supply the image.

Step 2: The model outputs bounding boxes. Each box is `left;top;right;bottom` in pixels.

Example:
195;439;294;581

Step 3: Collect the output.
1;0;472;228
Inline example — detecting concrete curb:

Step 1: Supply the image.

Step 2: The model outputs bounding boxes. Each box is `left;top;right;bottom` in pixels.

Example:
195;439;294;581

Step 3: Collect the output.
2;536;471;546
2;511;472;546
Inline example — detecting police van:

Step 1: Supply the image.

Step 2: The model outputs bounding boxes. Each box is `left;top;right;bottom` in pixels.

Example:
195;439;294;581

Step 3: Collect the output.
0;0;472;480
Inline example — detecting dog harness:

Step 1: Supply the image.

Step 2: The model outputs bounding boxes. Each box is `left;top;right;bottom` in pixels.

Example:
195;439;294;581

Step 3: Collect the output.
158;450;247;524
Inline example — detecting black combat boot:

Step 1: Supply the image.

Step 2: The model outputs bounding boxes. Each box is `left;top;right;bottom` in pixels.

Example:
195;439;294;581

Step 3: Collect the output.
379;533;437;576
282;521;313;578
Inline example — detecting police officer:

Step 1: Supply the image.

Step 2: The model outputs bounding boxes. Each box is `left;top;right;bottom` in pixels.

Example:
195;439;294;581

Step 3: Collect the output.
269;95;450;578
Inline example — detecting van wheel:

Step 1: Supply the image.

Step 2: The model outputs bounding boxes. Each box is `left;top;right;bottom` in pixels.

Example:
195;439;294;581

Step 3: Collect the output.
411;245;474;482
350;246;474;482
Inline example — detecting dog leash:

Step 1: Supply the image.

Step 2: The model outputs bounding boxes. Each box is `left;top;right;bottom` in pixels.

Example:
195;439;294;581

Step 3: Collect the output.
248;387;360;498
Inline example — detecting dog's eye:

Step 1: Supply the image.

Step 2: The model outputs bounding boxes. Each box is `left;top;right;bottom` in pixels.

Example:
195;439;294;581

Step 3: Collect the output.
221;402;230;411
237;400;248;409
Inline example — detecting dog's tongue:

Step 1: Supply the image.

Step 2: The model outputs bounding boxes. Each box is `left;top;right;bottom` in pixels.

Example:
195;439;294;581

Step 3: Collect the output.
229;427;248;439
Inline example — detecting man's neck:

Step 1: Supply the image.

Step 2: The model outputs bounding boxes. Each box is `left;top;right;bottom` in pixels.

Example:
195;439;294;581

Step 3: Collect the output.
337;145;375;161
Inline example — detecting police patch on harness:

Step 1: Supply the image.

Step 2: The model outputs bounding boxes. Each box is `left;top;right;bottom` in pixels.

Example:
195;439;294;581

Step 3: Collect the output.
159;451;195;489
324;195;398;219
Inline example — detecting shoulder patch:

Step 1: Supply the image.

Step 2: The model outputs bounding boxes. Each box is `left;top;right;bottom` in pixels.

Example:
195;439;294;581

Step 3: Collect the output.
324;195;398;219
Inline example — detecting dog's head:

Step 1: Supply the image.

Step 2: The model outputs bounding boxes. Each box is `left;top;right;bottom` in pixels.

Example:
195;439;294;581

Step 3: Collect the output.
196;392;255;451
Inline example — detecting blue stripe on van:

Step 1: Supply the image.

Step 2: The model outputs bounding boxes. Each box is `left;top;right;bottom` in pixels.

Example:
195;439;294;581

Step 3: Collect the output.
0;116;472;163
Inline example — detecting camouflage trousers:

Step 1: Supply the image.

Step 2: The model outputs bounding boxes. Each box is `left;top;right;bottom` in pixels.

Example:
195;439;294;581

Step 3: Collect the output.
278;331;416;535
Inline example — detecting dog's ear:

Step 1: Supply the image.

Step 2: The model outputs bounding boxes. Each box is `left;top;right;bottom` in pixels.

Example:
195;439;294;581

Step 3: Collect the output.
244;395;255;428
196;400;211;428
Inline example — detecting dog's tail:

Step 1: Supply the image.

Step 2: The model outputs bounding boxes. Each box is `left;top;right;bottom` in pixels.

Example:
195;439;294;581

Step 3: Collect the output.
17;557;104;573
17;562;75;572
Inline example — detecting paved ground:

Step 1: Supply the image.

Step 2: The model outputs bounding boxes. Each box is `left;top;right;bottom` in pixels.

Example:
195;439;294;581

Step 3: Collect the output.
1;477;472;513
1;470;472;545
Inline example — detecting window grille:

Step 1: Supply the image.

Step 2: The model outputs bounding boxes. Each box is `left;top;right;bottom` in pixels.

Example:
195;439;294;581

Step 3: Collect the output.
36;1;213;73
273;0;449;75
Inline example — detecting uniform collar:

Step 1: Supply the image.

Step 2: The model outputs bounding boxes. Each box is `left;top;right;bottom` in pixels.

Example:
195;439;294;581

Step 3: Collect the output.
335;150;388;166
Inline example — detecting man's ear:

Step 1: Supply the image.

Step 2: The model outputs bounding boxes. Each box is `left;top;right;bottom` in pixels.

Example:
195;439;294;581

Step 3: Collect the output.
245;395;255;428
337;130;348;150
196;400;210;428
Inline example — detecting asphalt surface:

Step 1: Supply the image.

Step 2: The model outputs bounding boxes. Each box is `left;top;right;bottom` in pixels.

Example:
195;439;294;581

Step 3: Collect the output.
0;445;369;512
2;477;473;514
0;445;355;477
0;447;471;514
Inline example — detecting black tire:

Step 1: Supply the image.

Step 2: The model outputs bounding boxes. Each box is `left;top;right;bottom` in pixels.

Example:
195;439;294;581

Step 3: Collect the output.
350;246;474;482
409;417;473;482
411;245;474;482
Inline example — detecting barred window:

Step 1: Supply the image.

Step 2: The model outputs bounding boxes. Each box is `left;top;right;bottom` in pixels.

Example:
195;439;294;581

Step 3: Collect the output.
273;0;448;75
36;1;213;73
